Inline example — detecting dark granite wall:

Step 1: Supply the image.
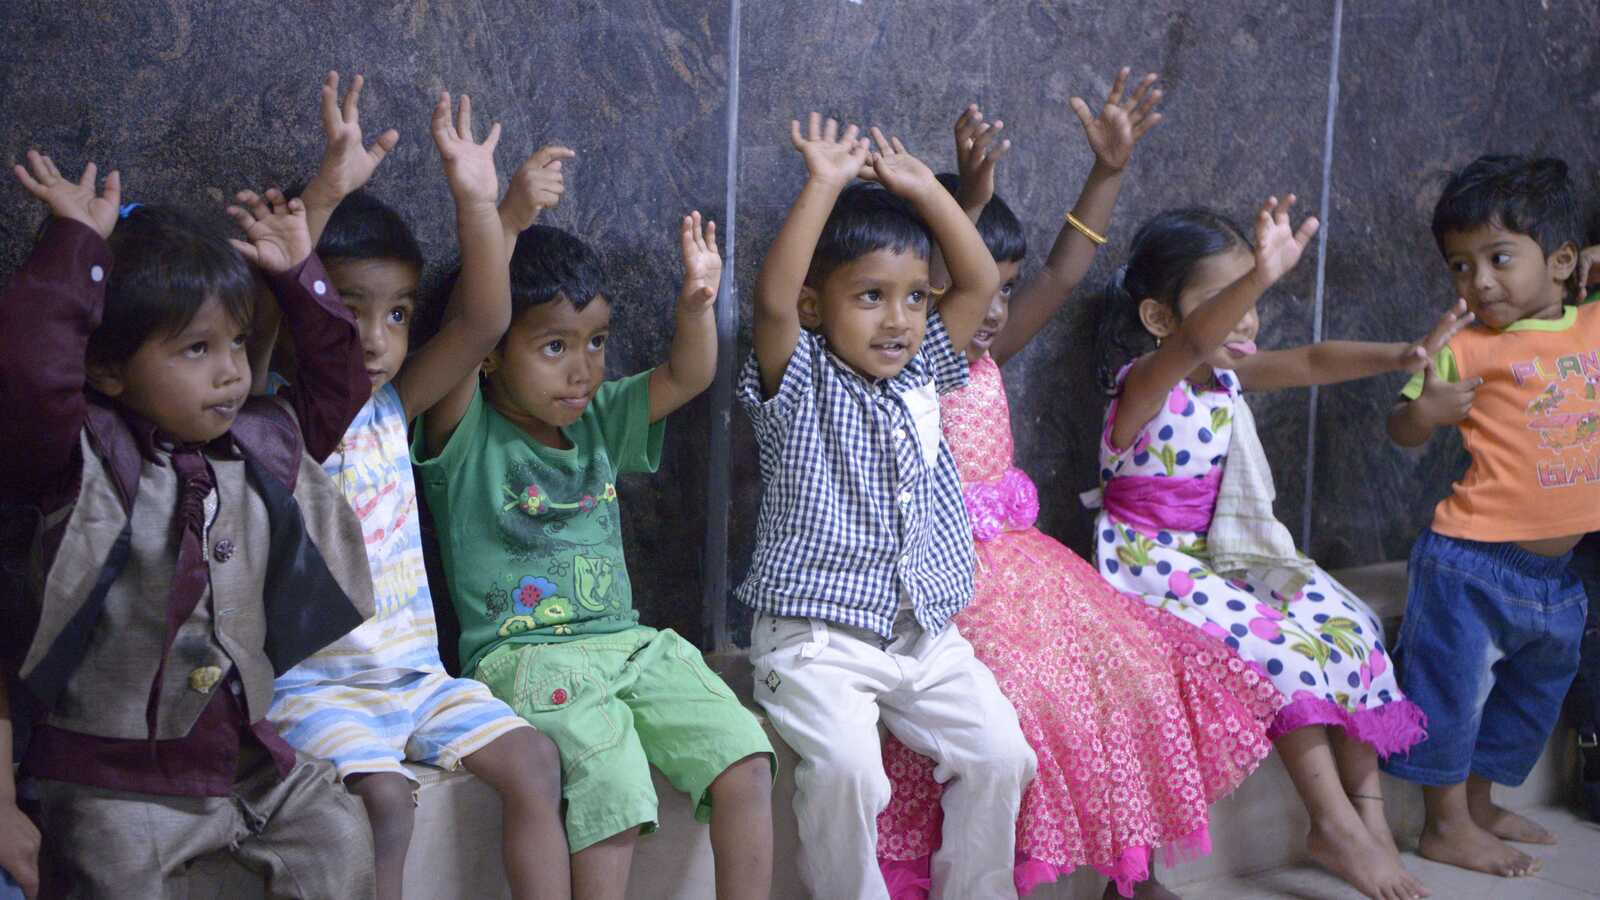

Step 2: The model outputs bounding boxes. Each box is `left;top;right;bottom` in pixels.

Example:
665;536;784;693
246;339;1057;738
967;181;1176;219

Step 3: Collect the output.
2;1;1594;649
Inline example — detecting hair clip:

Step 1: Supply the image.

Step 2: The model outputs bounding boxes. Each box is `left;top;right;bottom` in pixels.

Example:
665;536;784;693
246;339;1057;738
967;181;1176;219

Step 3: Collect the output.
119;202;143;219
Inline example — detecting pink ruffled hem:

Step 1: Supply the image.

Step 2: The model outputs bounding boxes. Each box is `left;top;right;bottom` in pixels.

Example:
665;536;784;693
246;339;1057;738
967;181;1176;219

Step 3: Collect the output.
879;825;1213;899
1266;695;1429;758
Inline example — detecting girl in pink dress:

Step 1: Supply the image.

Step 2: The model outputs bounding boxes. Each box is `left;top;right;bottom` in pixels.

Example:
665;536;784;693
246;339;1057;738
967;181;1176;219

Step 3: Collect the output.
874;71;1282;900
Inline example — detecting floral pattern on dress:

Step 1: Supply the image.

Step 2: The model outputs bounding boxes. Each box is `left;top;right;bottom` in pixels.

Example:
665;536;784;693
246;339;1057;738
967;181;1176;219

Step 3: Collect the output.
875;356;1281;899
1094;366;1426;756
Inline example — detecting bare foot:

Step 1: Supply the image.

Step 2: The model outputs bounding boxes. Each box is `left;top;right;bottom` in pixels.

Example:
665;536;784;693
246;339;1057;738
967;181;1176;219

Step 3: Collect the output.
1308;818;1428;900
1349;796;1429;897
1100;876;1182;900
1418;816;1542;877
1468;797;1557;845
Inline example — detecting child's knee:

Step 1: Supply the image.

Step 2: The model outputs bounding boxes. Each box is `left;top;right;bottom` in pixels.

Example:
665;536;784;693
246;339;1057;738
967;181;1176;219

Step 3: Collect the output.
710;753;774;807
347;772;417;837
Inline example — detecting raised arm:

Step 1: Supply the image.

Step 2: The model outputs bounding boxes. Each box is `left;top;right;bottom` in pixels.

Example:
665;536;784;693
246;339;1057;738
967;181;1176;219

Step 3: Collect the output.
226;188;365;461
752;113;870;395
991;68;1164;365
0;152;120;503
397;92;511;431
1109;194;1317;451
648;212;721;421
1235;299;1472;392
498;144;575;261
299;72;400;247
865;127;998;352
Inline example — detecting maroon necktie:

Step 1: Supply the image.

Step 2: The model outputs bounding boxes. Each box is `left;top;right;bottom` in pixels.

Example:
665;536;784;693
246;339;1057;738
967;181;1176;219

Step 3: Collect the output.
144;446;215;739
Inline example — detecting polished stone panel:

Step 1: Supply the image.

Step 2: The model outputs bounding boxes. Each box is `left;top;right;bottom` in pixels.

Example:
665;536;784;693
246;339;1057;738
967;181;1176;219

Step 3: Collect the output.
1311;0;1600;567
0;0;731;649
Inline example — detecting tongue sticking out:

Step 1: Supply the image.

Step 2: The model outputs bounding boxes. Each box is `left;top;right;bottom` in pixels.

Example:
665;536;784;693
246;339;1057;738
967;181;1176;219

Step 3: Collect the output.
1225;339;1258;356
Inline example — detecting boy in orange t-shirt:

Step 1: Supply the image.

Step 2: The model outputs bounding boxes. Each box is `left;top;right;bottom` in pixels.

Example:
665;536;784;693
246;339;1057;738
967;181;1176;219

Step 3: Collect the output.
1385;155;1589;879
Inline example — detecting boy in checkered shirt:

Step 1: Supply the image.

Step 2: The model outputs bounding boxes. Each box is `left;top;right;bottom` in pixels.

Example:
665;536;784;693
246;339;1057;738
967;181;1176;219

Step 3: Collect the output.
738;115;1036;900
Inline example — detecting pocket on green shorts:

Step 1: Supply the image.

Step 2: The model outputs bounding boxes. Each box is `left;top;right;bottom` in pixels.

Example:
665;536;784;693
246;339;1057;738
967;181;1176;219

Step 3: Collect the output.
505;652;624;777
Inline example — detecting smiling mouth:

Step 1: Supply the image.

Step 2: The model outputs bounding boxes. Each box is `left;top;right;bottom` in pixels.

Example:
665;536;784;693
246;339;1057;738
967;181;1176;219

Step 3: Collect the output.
972;329;996;345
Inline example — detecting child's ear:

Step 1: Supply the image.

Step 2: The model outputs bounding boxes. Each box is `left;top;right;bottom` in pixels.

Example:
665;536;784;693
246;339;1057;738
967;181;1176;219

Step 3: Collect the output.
1549;241;1579;282
1137;297;1177;341
797;286;822;329
85;361;127;398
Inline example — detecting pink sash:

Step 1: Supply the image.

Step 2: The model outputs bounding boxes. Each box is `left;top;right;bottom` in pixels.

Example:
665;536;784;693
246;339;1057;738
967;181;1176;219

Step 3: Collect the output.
1102;468;1221;536
963;468;1039;542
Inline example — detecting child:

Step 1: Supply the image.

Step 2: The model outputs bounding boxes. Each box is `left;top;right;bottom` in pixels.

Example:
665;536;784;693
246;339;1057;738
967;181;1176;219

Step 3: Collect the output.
0;154;376;897
875;74;1283;900
263;74;571;899
412;204;775;896
740;115;1036;900
1093;200;1469;900
1384;155;1592;877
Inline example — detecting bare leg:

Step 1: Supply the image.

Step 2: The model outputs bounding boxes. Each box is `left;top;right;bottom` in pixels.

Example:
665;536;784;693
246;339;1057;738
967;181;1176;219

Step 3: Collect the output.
1464;773;1557;844
1418;781;1540;877
1278;727;1422;900
706;754;774;900
1328;729;1428;898
345;772;417;900
572;829;638;900
462;728;572;899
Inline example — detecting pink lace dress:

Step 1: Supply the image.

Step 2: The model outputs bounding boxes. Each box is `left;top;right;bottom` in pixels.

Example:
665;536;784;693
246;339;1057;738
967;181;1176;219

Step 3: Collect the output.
875;356;1283;898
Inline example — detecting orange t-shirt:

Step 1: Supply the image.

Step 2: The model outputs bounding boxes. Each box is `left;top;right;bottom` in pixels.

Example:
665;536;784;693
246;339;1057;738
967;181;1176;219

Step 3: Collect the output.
1400;304;1600;542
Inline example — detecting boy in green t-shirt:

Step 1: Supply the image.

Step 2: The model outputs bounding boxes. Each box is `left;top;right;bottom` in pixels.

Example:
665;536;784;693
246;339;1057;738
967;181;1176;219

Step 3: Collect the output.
414;212;773;899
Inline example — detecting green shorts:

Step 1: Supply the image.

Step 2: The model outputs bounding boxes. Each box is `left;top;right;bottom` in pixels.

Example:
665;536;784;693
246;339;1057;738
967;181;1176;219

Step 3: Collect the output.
475;625;774;852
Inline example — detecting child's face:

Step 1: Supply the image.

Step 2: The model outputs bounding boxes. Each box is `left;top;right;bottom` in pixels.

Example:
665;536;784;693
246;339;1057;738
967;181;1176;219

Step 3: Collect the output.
963;259;1022;361
1145;247;1260;374
1441;221;1571;329
484;296;612;448
803;249;931;380
92;295;251;443
326;258;422;394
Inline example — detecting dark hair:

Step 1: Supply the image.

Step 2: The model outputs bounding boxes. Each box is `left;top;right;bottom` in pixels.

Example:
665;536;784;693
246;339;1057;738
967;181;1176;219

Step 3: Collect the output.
1094;208;1252;392
805;183;932;286
1431;155;1580;263
935;173;1026;263
508;225;606;318
91;204;255;366
316;189;424;268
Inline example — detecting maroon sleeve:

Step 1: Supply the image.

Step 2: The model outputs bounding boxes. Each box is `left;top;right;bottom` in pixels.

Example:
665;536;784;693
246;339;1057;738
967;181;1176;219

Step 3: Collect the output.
0;218;109;504
266;253;366;463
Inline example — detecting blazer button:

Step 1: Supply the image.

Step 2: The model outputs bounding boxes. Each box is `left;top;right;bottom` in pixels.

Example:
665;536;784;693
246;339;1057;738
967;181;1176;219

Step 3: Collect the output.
213;539;235;563
188;665;224;693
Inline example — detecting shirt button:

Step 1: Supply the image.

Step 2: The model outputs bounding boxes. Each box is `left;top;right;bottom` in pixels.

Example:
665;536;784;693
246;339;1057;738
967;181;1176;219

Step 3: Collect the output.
894;428;906;441
89;264;104;283
312;279;327;295
213;539;235;563
898;491;913;505
187;665;223;693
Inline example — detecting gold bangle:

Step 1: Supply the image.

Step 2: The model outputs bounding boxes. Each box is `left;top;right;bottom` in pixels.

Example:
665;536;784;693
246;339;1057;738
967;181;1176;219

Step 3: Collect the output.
1064;211;1108;246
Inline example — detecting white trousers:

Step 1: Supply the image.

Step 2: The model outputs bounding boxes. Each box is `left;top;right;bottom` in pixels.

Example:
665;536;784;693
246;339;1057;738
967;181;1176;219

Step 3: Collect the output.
750;610;1036;900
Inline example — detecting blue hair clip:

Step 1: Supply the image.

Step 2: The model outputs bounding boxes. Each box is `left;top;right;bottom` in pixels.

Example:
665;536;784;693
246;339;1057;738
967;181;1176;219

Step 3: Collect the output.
119;202;142;219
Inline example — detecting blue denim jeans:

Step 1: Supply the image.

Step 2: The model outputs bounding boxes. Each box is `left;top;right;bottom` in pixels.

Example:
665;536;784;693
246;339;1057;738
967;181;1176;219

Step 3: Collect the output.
1382;528;1585;787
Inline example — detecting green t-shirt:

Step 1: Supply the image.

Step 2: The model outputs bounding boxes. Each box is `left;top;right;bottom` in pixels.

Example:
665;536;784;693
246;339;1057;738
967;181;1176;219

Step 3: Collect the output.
413;370;664;675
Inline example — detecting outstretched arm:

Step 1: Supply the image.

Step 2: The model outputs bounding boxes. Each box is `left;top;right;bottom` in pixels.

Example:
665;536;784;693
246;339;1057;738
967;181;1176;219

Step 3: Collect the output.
1109;195;1317;451
0;152;120;502
1235;298;1473;392
648;212;722;422
992;68;1164;365
865;127;998;352
299;72;400;247
752;113;870;396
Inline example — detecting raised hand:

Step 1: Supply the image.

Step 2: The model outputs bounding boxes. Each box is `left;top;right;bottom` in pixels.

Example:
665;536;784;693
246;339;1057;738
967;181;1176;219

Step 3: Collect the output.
1400;298;1474;373
679;210;721;311
1252;194;1319;286
12;150;121;239
953;104;1011;212
309;72;399;202
1070;67;1164;173
499;144;576;236
226;188;311;274
431;91;503;210
863;127;937;201
789;113;870;188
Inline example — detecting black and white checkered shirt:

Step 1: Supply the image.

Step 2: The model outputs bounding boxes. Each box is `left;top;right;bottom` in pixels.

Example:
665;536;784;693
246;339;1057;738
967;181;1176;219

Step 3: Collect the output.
736;313;976;639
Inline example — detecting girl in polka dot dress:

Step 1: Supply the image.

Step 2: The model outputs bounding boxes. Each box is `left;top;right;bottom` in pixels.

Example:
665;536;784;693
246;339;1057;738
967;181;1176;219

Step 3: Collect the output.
1094;202;1471;900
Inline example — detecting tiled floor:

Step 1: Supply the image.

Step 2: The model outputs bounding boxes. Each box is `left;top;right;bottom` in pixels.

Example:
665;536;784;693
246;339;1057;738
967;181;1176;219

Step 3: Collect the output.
1183;807;1600;899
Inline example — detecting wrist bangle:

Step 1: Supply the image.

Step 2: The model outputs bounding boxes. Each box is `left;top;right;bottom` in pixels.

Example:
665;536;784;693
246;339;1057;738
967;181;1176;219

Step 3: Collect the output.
1064;211;1107;246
